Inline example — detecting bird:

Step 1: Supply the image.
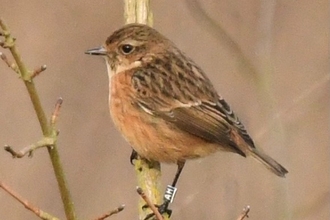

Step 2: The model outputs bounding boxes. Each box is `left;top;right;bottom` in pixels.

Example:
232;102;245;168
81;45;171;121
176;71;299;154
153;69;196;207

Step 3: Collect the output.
85;23;288;215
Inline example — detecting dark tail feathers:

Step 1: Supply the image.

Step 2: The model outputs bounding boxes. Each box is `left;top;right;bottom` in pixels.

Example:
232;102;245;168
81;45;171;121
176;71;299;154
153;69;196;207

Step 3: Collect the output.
250;149;288;177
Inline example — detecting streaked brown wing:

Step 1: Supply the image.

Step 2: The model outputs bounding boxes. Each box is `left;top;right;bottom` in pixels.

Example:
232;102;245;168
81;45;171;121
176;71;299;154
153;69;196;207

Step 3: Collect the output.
214;98;256;148
130;53;254;157
162;104;246;156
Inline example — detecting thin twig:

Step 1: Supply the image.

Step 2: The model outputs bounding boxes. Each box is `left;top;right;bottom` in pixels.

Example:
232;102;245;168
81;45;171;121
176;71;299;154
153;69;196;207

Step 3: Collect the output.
236;206;250;220
4;137;55;158
31;64;47;79
51;97;63;126
93;204;125;220
0;51;19;73
0;181;59;220
137;187;163;220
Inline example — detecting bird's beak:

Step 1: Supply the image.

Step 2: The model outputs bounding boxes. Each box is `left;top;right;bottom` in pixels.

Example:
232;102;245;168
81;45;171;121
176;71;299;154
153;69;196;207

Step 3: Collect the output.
85;46;107;56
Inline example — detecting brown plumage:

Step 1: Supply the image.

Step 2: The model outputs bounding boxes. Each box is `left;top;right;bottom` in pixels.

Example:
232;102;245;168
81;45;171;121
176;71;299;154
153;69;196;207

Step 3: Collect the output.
86;23;288;178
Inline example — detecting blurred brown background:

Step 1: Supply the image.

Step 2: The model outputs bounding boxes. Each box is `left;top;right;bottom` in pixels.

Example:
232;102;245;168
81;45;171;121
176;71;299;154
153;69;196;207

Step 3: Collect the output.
0;0;329;219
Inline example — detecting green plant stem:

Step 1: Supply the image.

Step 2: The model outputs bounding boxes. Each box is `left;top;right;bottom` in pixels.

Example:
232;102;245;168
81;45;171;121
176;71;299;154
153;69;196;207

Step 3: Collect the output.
0;18;76;220
123;1;165;219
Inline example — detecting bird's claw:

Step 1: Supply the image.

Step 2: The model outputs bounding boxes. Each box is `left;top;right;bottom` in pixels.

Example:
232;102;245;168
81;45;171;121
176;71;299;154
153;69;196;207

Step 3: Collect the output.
130;149;138;165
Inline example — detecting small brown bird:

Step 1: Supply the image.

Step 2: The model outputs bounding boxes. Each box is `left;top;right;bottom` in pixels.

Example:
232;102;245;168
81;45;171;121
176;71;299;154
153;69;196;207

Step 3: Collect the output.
85;23;288;187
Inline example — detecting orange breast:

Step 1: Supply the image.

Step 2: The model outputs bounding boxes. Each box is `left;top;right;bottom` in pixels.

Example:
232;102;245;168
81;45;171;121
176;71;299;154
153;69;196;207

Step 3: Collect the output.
109;71;220;163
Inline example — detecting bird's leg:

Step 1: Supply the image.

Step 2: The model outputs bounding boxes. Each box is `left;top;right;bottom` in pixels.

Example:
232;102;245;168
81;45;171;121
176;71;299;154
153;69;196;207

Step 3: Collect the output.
171;160;185;187
160;161;185;213
144;160;186;220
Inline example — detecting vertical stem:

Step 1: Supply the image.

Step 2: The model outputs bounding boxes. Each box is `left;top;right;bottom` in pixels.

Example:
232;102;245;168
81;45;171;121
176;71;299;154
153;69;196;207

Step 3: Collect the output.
123;1;163;219
124;0;153;25
135;159;162;219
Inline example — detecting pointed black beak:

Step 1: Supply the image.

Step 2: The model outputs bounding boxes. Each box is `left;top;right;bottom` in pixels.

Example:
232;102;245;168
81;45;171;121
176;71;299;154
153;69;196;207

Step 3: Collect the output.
85;47;107;56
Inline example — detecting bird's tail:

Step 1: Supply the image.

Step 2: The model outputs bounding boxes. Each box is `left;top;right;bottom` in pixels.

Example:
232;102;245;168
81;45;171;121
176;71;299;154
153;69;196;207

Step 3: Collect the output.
250;148;288;177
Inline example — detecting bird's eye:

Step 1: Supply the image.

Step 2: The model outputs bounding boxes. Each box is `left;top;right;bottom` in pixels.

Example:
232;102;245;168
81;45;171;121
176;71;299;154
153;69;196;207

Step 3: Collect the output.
120;44;135;54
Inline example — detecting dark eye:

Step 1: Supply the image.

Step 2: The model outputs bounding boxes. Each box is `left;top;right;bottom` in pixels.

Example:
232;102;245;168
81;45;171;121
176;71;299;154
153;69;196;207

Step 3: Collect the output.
120;44;134;54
